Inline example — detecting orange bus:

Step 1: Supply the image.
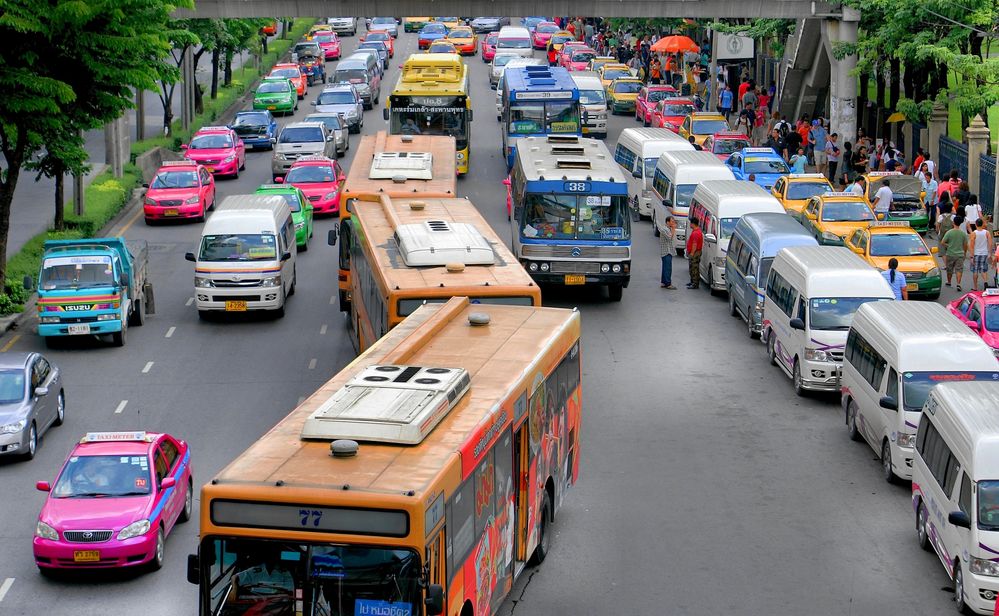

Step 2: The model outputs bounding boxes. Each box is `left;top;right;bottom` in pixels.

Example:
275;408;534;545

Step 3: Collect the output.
335;131;457;312
346;194;541;352
187;297;582;616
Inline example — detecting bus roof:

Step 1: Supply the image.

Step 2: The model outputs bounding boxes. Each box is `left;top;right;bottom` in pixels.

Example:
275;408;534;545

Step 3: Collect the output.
927;382;999;479
505;65;578;101
341;131;457;201
398;53;465;84
514;135;627;186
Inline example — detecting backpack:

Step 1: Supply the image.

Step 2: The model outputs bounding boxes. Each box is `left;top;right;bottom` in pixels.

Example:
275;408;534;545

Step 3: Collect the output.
775;120;790;138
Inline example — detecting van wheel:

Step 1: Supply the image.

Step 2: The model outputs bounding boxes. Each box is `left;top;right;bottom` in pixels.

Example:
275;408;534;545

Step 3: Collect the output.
607;284;623;302
675;248;684;257
847;401;862;441
288;267;297;297
881;439;898;484
916;500;932;551
652;213;660;237
955;561;970;614
728;291;738;317
766;332;777;366
747;314;758;339
792;360;807;397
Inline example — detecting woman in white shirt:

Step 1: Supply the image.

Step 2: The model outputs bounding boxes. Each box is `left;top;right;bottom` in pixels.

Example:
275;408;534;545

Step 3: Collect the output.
963;199;982;233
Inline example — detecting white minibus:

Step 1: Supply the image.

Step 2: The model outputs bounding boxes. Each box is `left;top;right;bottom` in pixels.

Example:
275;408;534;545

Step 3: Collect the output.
650;150;734;254
495;26;533;58
612;127;693;219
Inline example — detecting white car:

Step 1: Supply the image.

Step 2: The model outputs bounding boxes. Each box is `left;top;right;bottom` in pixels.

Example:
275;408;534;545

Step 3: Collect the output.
326;17;357;36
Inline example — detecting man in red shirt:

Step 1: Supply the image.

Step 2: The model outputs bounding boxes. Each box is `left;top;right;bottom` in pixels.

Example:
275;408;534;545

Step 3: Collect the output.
685;218;704;289
737;80;750;110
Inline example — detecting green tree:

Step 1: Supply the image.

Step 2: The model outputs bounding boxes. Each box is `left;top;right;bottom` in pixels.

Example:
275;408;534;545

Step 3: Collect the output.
24;127;90;232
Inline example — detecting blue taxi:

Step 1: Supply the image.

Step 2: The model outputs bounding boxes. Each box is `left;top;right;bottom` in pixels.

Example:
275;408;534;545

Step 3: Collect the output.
724;147;790;191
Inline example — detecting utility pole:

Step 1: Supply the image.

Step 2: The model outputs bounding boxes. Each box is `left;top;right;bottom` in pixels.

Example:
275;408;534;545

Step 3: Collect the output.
135;89;145;142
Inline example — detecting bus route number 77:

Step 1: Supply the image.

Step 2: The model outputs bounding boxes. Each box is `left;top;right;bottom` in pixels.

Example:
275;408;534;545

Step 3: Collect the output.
300;509;323;527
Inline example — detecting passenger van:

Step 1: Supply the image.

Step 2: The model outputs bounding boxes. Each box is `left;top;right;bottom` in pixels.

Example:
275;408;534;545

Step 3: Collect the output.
334;56;380;108
688;180;784;292
651;150;734;253
613;128;693;219
495;26;534;58
494;57;546;118
843;301;999;484
911;381;999;615
726;212;816;338
185;195;297;318
762;245;893;395
571;72;608;138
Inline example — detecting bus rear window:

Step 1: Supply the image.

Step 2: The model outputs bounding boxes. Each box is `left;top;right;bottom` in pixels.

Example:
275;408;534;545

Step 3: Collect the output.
398;296;535;317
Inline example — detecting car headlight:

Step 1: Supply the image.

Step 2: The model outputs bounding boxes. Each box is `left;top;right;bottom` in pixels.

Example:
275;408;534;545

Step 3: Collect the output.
223;154;235;163
143;197;157;206
821;231;841;242
713;257;726;268
347;109;359;118
260;276;282;287
184;196;199;205
896;433;915;449
97;314;117;321
39;316;60;324
1;419;26;434
927;267;939;278
117;519;151;541
970;556;999;577
323;191;338;201
36;520;58;541
804;348;830;362
195;276;213;288
456;151;465;160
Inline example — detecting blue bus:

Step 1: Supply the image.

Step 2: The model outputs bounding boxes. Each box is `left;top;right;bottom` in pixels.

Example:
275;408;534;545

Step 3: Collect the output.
509;135;631;301
500;65;581;168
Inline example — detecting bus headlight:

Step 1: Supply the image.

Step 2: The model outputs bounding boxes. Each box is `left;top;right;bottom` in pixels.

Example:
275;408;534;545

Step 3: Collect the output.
600;264;610;273
539;262;549;272
970;556;999;577
804;348;830;362
528;262;539;272
821;231;841;243
713;257;726;269
611;264;621;273
896;433;915;449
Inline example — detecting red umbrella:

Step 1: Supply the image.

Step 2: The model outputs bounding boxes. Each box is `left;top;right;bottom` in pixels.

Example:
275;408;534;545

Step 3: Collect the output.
651;35;699;54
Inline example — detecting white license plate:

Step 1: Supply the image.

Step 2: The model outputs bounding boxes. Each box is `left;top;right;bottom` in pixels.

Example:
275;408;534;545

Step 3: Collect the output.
68;324;91;335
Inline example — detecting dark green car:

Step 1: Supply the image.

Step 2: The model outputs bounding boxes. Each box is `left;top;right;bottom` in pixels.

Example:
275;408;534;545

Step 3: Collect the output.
255;184;314;250
253;78;297;116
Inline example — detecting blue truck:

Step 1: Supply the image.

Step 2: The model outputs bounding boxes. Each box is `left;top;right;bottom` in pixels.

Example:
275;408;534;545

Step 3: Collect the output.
29;238;154;347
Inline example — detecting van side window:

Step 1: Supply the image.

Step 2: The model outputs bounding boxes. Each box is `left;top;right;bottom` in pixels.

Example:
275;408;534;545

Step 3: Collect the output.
943;455;960;497
747;255;757;278
728;237;743;267
614;145;636;173
765;271;797;316
959;473;972;514
919;419;959;495
886;368;898;400
844;330;887;389
796;297;807;322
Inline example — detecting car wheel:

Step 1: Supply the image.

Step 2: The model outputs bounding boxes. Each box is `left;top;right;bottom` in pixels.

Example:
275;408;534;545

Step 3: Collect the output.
847;401;862;442
196;203;206;223
955;561;970;614
54;391;65;426
607;284;623;302
881;439;897;484
916;500;932;551
792;360;807;397
178;479;193;523
149;528;165;571
24;422;37;460
643;116;651;127
299;239;309;252
239;157;245;171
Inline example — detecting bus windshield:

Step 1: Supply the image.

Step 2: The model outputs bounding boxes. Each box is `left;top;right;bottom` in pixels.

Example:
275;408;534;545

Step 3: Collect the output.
520;193;629;241
390;98;469;149
578;89;605;105
808;297;886;331
203;538;422;616
507;102;580;135
902;371;999;412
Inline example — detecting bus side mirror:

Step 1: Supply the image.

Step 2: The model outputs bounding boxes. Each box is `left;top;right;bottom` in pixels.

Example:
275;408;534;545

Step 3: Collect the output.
281;252;293;262
948;511;971;529
22;275;33;291
425;584;444;615
582;110;588;123
789;318;805;331
119;272;130;288
468;109;473;122
328;227;338;246
383;108;389;121
185;252;196;262
879;395;898;411
186;554;200;585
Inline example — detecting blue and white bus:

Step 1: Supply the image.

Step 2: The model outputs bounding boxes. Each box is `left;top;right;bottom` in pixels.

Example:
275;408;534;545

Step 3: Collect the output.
500;65;581;168
509;135;631;301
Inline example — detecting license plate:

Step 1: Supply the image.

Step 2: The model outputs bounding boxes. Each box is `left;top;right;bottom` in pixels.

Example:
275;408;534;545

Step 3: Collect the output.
267;105;276;110
225;301;247;312
67;324;91;335
906;283;918;291
164;208;179;216
205;167;214;173
564;274;586;285
74;550;100;562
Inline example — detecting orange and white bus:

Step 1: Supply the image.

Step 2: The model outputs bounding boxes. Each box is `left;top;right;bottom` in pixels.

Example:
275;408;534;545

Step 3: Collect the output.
187;297;582;616
335;131;457;313
345;194;541;352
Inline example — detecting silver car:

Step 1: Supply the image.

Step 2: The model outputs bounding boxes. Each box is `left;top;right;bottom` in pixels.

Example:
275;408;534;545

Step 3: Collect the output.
305;113;349;157
327;16;357;36
271;122;338;180
490;53;521;88
312;84;364;133
367;17;399;38
0;353;64;460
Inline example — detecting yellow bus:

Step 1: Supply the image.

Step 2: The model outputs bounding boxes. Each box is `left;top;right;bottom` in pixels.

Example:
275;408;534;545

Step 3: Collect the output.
336;131;457;313
384;54;472;175
188;297;582;616
347;195;541;352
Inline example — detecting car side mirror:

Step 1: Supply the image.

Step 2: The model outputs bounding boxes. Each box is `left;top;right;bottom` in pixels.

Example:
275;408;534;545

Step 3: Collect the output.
142;182;149;188
879;395;898;411
34;387;49;397
281;251;293;261
632;169;642;179
425;584;445;615
931;246;939;254
22;275;33;291
805;212;817;220
704;233;717;244
948;511;971;529
963;319;979;330
328;227;338;246
383;108;389;121
160;476;176;490
744;275;756;287
274;176;284;184
180;144;188;150
36;481;51;492
789;317;805;330
185;252;197;262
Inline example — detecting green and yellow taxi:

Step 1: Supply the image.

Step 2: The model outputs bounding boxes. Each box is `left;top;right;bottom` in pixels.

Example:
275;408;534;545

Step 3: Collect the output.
677;112;730;146
844;221;941;299
588;56;618;72
404;17;431;32
770;173;833;221
597;63;632;92
607;78;644;114
800;191;876;246
857;171;930;232
547;31;576;55
252;77;297;116
255;184;314;250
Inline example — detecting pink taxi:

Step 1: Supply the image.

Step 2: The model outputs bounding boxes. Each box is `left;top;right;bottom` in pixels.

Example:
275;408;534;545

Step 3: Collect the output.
532;22;559;49
564;47;597;72
279;155;345;216
33;431;193;572
142;160;215;223
652;97;696;132
634;85;677;126
481;32;499;62
312;31;341;60
948;288;999;358
182;126;246;178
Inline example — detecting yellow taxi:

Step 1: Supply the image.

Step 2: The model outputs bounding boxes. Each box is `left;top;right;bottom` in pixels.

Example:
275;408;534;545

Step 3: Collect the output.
426;40;459;54
446;26;478;55
588;56;617;72
607;78;644;114
770;173;833;221
307;24;332;39
800;191;876;246
597;64;633;92
404;17;432;33
547;31;576;55
856;171;930;232
843;221;941;299
436;17;463;29
677;112;730;146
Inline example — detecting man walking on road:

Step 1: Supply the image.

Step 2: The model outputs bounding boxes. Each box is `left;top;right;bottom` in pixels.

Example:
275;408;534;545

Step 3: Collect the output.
686;218;703;289
940;215;969;291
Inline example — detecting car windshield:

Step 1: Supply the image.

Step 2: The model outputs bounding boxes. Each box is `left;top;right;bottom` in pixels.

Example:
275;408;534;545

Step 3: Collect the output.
40;255;114;290
821;200;874;222
692;120;729;134
428;43;454;52
366;32;388;40
486;34;498;44
578;89;606;105
870;233;929;257
371;17;394;24
151;170;198;189
286;165;336;184
270;68;300;80
334;69;367;83
0;370;25;404
279;127;324;143
978;481;999;531
508;102;580;135
744;158;790;174
659;103;695;117
494;54;518;67
233;113;269;126
613;81;642;94
572;51;596;63
314;33;335;43
645;89;675;102
52;454;152;498
260;191;302;212
786;181;831;200
423;24;446;33
317;91;355;106
552;35;574;45
987;304;999;332
498;37;531;48
306;115;343;131
521;193;630;241
809;297;887;331
449;29;472;38
603;69;630;81
190;134;232;149
258;81;290;94
199;234;278;261
538;24;559;33
902;371;999;412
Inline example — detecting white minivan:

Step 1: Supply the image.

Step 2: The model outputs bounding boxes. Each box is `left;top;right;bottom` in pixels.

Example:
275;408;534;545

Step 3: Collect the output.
762;245;893;395
495;26;533;58
571;72;608;138
612;127;693;219
912;381;999;615
186;195;297;318
650;150;734;254
843;301;999;483
688;180;784;292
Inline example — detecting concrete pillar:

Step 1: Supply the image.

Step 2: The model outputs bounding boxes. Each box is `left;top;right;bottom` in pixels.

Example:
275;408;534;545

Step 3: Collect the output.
103;117;127;178
181;46;194;131
902;122;913;161
135;89;145;142
966;115;990;198
827;7;859;143
72;170;84;216
927;103;948;169
708;29;718;111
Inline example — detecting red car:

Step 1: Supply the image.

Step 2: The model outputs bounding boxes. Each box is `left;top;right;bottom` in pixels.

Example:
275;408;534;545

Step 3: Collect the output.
143;160;215;223
532;22;559;49
702;132;753;161
360;30;393;57
481;32;498;62
948;288;999;358
269;63;307;98
652;97;696;132
279;155;345;216
181;126;246;178
312;31;341;60
634;85;678;125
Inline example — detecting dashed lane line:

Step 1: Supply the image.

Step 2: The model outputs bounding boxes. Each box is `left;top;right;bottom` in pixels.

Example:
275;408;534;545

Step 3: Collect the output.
165;326;176;338
0;577;14;602
117;207;143;236
142;362;154;374
320;324;328;335
114;400;129;414
186;297;194;307
308;358;317;370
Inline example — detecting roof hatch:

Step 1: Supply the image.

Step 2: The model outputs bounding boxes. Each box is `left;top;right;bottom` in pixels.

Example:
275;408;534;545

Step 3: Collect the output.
300;365;471;444
369;152;433;180
393;220;495;267
555;158;591;169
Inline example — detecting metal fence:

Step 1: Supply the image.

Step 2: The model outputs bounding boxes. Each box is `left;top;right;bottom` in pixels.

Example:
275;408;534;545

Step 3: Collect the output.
938;136;969;182
981;153;996;217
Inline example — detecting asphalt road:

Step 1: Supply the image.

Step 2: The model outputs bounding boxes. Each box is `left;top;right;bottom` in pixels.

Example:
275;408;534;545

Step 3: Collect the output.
0;25;966;616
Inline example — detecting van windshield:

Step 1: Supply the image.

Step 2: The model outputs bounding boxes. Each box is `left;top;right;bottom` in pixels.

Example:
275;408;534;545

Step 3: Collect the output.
978;481;999;530
199;234;278;261
674;184;697;208
808;297;887;331
901;371;999;412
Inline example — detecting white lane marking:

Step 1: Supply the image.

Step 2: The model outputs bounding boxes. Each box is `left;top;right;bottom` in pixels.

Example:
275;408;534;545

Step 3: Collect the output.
185;297;194;307
320;324;328;335
142;362;154;374
308;358;317;370
329;295;336;305
165;326;176;338
0;577;12;602
114;400;129;414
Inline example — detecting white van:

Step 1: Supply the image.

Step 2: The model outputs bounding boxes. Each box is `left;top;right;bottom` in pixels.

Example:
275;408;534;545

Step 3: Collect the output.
911;381;999;615
495;26;533;58
688;180;784;292
571;72;608;138
613;128;693;219
650;150;734;253
186;195;297;318
843;301;999;484
495;57;546;118
762;246;893;395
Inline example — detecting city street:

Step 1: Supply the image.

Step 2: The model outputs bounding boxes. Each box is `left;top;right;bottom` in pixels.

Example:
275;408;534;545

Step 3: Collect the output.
0;26;966;616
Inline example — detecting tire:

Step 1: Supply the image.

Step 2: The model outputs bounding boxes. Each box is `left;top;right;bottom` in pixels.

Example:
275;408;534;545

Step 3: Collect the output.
274;291;286;319
24;422;37;460
197;310;210;321
847;401;862;441
675;247;685;257
955;561;970;614
111;323;126;347
792;360;806;397
178;479;193;524
231;165;239;180
528;496;552;566
767;332;777;366
881;439;898;484
195;202;206;223
652;213;660;237
916;500;931;551
129;297;145;326
288;268;297;297
239;156;245;171
747;313;757;339
926;292;941;300
607;284;623;302
149;528;165;571
728;291;738;317
54;391;65;426
299;239;308;253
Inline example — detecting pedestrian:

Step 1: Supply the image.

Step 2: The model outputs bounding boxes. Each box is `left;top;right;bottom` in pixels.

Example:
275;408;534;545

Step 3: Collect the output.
940;215;968;290
839;141;854;184
659;214;677;289
969;218;994;291
936;194;954;238
547;43;557;66
881;258;908;300
824;133;840;182
686;218;703;289
872;178;893;218
737;79;751;110
810;120;829;176
782;125;803;161
688;135;703;151
848;175;865;197
938;169;961;199
735;108;752;136
764;128;783;152
963;196;982;234
954;181;972;208
852;145;869;180
649;58;661;84
757;88;770;114
789;147;807;173
503;176;512;220
584;21;594;46
922;171;939;228
911;147;925;175
741;85;757;114
718;82;733;121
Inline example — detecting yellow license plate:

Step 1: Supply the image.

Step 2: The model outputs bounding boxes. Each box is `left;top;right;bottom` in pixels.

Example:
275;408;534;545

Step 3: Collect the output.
906;283;918;291
266;105;276;110
225;301;248;312
564;274;586;285
164;208;179;216
205;167;214;173
74;550;100;562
